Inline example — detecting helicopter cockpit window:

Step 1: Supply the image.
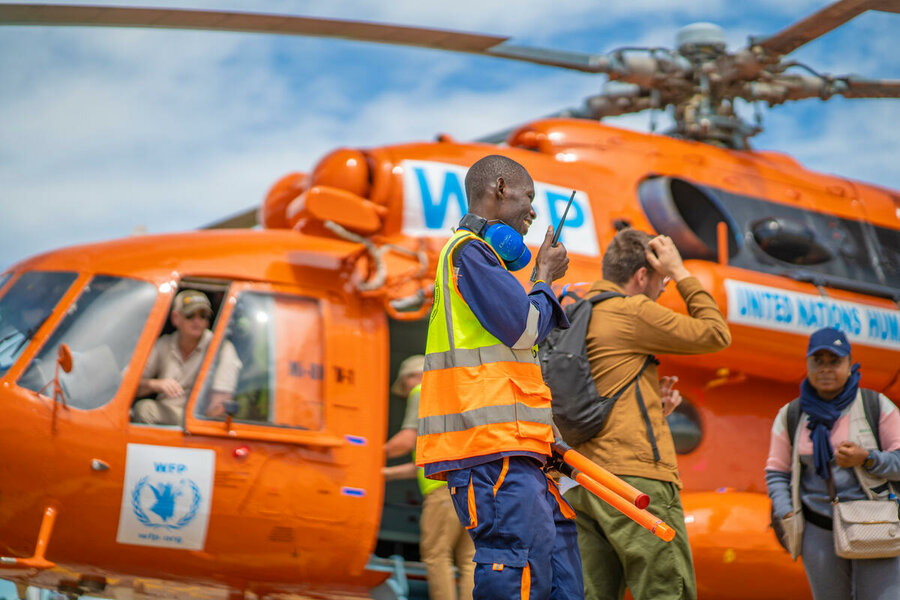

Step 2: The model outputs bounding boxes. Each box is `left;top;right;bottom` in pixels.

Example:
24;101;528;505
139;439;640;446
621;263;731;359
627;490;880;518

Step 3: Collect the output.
195;291;324;430
0;270;78;378
18;275;157;410
639;176;900;297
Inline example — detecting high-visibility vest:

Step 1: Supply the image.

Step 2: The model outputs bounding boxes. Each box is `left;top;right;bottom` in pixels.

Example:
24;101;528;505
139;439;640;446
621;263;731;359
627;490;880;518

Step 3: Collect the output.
415;229;554;477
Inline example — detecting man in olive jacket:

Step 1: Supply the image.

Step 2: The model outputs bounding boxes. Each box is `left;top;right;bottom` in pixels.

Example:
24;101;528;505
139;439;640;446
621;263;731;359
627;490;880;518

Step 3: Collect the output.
563;229;731;600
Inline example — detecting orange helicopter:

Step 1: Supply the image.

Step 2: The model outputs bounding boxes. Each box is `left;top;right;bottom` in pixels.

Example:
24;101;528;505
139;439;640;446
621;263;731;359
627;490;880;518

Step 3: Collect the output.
1;2;899;599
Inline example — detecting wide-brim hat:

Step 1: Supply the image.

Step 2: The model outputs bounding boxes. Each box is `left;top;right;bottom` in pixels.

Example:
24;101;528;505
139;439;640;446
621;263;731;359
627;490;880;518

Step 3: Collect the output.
391;355;425;396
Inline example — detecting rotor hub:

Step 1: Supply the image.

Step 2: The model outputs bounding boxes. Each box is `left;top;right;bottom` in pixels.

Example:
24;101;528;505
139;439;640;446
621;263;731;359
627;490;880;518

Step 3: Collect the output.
677;22;726;61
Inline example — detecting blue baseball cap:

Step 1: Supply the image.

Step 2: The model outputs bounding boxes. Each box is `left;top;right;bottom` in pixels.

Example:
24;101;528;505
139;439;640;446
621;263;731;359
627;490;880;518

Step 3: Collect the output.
807;327;851;357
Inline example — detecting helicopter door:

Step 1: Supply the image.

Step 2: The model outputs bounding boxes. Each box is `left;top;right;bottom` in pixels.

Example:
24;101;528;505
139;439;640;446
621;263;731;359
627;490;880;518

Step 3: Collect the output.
181;281;386;562
183;282;340;445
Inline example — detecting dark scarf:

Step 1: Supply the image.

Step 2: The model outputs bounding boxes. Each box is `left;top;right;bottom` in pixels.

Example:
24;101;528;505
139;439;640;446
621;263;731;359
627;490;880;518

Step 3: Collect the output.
800;363;861;480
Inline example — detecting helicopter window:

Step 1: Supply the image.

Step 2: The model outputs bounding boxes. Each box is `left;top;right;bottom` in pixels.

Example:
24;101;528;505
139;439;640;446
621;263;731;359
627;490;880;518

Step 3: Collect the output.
751;217;833;265
709;188;899;295
17;275;157;410
638;177;740;261
0;271;12;294
195;291;324;430
641;177;900;298
666;399;703;455
872;226;900;284
0;270;78;378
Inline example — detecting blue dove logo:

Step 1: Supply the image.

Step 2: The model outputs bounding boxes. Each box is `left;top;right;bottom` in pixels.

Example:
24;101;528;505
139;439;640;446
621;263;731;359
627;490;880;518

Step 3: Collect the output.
132;476;202;530
148;482;181;522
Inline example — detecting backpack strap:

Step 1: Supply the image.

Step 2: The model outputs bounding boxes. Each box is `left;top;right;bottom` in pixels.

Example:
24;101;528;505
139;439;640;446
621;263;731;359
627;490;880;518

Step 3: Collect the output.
861;388;882;451
633;354;662;461
578;290;657;458
786;397;802;446
588;291;626;305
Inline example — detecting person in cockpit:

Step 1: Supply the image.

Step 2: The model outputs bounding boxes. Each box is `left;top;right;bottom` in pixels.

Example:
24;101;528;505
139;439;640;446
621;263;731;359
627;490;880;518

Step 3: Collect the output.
132;289;241;426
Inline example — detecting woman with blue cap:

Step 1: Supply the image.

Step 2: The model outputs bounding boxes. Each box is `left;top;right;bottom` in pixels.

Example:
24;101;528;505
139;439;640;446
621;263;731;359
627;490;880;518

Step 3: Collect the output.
765;327;900;599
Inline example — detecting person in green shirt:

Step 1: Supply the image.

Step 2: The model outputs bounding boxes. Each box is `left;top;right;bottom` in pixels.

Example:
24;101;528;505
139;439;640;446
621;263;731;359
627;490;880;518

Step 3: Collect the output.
384;355;475;600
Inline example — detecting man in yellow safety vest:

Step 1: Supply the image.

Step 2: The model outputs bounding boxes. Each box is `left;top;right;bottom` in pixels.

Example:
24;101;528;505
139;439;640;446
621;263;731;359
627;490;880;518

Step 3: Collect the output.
416;155;582;599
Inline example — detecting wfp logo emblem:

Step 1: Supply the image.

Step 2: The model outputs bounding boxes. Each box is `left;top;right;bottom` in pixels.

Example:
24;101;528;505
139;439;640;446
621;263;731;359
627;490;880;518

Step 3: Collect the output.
131;476;201;530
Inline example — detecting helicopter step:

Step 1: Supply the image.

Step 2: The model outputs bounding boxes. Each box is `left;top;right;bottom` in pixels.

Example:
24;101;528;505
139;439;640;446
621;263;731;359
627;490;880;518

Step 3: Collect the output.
0;506;57;571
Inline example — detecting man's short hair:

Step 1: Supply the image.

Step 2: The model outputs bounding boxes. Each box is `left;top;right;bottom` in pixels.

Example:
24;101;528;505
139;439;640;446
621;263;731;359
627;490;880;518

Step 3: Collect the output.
602;228;654;286
464;155;529;209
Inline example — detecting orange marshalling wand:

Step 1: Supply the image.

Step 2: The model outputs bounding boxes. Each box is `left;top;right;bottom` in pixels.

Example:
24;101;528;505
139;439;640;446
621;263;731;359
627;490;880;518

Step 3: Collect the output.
551;442;676;543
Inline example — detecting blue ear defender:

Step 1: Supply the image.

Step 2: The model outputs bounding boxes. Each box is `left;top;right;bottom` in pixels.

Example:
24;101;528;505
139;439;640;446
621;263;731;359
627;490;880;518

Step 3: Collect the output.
458;213;532;271
482;222;532;272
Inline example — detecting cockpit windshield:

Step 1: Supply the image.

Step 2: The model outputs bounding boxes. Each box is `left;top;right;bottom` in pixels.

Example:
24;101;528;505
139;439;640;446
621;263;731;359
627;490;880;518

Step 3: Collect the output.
0;271;78;377
18;275;157;410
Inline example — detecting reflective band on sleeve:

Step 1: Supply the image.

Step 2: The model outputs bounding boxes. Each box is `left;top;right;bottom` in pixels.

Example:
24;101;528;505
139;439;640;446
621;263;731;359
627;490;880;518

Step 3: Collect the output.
512;303;540;350
439;233;476;353
418;403;552;435
424;344;538;370
441;239;458;351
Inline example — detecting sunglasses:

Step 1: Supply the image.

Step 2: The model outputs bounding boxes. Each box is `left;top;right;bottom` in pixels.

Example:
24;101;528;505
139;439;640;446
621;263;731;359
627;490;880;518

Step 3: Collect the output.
185;311;212;321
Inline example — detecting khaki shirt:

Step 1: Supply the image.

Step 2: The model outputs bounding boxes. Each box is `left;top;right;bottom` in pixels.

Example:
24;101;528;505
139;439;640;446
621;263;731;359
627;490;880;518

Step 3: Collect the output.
401;386;421;431
576;277;731;486
142;330;242;404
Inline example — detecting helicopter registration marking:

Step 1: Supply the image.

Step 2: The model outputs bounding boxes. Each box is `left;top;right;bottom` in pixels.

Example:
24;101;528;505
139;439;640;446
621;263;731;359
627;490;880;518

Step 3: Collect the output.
401;160;599;256
725;280;900;351
116;444;215;551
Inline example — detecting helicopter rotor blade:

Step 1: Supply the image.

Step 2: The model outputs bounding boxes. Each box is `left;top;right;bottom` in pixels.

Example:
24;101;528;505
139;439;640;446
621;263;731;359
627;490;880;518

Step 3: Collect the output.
0;3;507;52
838;77;900;98
203;207;259;229
0;3;614;73
751;0;900;58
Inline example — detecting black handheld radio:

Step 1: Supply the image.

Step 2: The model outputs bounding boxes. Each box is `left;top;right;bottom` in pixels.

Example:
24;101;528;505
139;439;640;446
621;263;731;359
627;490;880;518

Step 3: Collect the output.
530;190;576;282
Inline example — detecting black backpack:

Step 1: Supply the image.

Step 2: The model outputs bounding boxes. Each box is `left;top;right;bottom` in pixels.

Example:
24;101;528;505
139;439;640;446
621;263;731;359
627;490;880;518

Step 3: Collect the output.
539;291;656;446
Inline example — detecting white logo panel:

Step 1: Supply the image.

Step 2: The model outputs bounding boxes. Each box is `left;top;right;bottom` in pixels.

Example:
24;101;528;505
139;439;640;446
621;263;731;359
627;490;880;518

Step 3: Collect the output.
725;279;900;351
401;159;599;256
116;444;215;550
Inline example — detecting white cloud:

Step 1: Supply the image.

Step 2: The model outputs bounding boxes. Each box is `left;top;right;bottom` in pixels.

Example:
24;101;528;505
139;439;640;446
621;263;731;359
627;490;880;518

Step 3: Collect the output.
1;1;898;268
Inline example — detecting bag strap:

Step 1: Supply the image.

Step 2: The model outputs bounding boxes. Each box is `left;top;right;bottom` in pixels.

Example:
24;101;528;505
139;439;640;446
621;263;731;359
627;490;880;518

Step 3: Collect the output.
818;389;890;502
581;289;658;460
587;290;626;305
826;461;839;503
786;398;801;446
633;354;662;461
861;388;882;451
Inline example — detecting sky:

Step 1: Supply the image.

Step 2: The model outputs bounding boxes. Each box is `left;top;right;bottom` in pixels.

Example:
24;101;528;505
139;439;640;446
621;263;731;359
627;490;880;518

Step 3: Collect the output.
0;0;898;270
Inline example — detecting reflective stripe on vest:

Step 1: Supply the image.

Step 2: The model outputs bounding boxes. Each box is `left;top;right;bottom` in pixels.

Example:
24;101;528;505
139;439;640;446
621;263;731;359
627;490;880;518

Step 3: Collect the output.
416;230;553;468
408;384;446;496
